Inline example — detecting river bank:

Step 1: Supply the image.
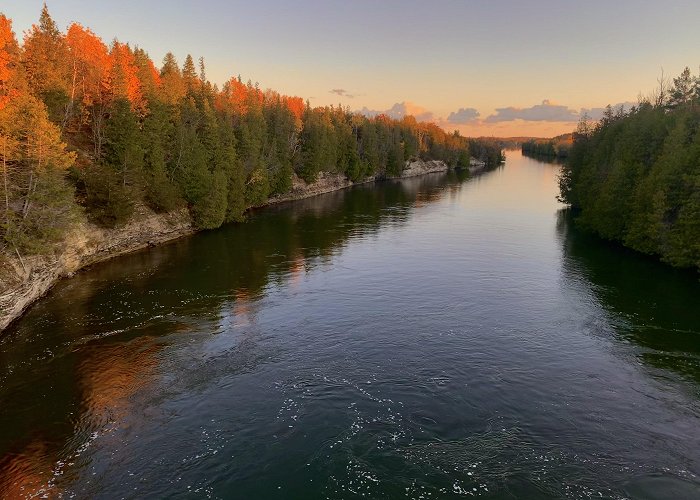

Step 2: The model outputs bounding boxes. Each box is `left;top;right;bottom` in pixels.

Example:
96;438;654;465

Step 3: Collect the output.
0;158;487;333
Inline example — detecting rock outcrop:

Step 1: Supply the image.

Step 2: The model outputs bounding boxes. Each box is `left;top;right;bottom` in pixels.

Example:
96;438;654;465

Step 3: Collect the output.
391;159;450;178
0;207;193;332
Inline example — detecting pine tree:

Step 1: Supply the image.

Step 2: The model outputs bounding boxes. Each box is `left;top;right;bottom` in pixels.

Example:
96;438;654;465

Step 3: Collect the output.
669;67;695;108
103;98;144;187
142;99;181;211
83;97;144;226
0;92;79;254
160;52;185;105
21;4;71;122
182;54;198;94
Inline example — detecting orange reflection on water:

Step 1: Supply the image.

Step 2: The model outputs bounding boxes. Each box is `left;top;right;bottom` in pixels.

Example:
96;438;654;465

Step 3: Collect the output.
288;253;306;289
0;441;56;499
78;338;160;420
0;337;162;499
232;289;255;327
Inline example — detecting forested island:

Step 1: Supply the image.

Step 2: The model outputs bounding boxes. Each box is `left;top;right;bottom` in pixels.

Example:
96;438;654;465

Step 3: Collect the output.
559;68;700;271
0;7;502;330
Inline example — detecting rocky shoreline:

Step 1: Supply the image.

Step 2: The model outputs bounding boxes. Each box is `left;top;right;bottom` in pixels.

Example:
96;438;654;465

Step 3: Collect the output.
0;158;487;333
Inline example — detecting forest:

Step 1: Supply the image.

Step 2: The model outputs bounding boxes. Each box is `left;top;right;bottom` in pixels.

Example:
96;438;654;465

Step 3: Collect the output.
559;67;700;270
521;134;572;159
0;6;498;261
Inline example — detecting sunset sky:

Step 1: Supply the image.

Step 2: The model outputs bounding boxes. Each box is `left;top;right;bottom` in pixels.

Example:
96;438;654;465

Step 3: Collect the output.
5;0;700;137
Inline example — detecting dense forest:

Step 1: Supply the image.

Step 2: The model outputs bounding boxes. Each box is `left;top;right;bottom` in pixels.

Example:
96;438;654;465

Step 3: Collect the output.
0;6;498;261
559;67;700;270
521;134;572;159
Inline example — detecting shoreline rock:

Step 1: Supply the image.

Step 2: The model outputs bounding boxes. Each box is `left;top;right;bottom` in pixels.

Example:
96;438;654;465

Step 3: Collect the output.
0;207;194;333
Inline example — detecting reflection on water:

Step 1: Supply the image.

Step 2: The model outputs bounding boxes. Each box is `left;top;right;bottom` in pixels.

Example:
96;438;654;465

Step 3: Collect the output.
557;209;700;387
0;171;470;496
0;154;699;499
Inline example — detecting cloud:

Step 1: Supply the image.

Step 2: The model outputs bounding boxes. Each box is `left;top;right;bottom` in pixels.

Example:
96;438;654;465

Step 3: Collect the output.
359;101;434;122
329;88;356;99
485;100;579;123
353;99;639;130
447;107;480;124
481;99;640;124
580;102;637;121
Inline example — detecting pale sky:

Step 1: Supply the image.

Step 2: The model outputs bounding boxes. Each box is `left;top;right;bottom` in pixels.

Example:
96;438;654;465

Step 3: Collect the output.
4;0;700;137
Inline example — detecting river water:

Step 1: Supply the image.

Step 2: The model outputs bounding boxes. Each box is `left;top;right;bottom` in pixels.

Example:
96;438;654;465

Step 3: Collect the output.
0;151;699;499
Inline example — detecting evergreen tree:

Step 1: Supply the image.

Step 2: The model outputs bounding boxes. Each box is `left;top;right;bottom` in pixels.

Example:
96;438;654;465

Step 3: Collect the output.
142;99;182;211
84;98;143;226
21;4;71;122
560;69;700;270
0;92;79;254
182;54;198;94
160;52;185;105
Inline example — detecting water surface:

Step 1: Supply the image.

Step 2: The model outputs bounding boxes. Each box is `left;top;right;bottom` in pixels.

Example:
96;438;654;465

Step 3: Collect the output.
1;151;699;499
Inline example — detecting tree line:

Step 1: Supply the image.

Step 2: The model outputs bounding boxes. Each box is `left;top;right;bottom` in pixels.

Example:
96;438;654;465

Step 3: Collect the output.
521;134;572;159
0;6;498;260
559;67;700;270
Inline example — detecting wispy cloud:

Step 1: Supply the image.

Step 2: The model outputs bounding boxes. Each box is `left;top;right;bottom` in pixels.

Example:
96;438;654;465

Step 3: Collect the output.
447;107;480;124
330;88;357;99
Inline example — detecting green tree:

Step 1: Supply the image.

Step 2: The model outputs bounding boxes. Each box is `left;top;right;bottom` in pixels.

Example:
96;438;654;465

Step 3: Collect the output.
0;93;79;255
560;70;700;270
142;99;182;211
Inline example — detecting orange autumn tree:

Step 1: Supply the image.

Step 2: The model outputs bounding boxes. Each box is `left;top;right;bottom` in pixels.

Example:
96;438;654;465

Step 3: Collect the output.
65;23;110;130
21;4;71;122
0;91;78;256
218;77;263;116
109;42;144;113
82;41;143;161
0;14;23;110
159;52;185;106
1;11;79;257
283;96;305;128
133;47;161;99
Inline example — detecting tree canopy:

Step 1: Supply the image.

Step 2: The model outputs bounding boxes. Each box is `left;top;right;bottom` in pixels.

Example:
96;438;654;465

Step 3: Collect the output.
0;6;493;259
559;68;700;270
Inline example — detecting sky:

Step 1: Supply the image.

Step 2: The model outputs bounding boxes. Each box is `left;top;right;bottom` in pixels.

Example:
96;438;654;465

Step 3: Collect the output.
4;0;700;137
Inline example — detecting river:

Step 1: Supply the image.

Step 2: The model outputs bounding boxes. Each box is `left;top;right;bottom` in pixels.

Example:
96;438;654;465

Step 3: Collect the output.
0;151;699;499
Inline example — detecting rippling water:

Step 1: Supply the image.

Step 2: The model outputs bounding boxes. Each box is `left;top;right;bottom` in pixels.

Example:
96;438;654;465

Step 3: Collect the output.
1;151;699;499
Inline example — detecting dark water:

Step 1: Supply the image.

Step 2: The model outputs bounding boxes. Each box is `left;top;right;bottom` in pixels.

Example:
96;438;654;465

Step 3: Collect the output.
1;151;699;499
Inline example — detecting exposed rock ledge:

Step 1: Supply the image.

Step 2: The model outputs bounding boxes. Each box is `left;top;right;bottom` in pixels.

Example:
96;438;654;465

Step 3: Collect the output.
389;157;487;178
0;207;194;332
390;159;451;178
0;158;485;333
267;159;460;205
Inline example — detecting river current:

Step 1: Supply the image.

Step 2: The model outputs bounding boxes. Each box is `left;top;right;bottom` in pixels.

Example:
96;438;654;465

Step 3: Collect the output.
1;151;699;499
